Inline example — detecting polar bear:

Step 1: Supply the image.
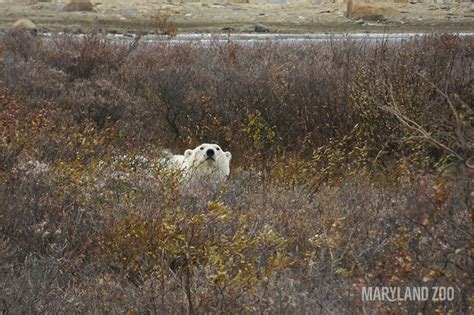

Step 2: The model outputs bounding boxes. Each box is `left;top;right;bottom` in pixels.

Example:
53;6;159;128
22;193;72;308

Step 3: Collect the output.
164;143;232;184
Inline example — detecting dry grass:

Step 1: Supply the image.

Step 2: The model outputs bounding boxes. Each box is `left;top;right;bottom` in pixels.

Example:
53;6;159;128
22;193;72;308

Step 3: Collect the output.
0;32;472;313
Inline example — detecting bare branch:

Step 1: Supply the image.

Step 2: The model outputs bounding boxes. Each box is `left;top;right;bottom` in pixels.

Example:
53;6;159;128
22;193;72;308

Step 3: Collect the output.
379;83;465;161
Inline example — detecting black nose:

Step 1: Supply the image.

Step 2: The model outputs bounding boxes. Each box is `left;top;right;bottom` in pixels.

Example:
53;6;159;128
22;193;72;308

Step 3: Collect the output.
206;149;215;157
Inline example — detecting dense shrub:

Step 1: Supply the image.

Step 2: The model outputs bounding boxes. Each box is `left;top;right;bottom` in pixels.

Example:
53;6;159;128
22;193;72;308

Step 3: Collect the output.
0;32;472;313
311;35;473;185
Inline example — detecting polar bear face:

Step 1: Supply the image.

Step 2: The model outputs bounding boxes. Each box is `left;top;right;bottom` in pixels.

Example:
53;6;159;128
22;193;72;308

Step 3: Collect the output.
185;143;232;182
163;143;232;187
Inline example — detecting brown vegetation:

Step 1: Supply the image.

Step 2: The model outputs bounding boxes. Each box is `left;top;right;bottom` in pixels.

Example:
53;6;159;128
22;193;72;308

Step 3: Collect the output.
155;12;177;37
0;31;472;313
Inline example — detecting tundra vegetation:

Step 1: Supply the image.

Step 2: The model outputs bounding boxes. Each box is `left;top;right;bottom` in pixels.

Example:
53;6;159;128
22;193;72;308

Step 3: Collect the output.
0;31;472;313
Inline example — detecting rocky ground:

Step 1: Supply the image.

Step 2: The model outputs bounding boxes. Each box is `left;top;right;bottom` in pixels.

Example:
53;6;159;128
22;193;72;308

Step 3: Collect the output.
0;0;473;34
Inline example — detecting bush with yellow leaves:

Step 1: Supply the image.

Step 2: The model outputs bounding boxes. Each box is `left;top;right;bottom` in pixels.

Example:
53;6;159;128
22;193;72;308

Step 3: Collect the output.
100;199;290;313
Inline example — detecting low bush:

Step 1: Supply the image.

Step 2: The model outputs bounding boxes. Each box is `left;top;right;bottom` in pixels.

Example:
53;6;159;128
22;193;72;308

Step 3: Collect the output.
0;32;472;313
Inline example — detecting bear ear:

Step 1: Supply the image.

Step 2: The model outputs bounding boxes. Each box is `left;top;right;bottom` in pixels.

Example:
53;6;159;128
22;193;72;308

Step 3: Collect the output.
185;149;194;157
225;151;232;160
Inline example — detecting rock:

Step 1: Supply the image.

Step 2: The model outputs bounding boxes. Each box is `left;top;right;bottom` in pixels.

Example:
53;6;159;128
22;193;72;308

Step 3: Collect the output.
386;16;404;24
119;10;135;18
10;18;38;34
254;23;269;33
348;5;400;21
346;0;400;21
355;19;365;24
63;0;94;12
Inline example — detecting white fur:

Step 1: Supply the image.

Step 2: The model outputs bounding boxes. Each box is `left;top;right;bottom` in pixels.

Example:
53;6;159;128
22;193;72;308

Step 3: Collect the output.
163;143;232;185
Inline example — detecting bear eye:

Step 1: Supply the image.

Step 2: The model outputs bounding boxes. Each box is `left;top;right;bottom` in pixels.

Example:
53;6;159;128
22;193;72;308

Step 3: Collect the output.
200;147;204;150
216;147;220;151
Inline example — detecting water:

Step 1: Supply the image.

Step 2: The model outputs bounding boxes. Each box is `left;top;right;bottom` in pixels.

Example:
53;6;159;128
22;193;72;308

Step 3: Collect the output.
40;31;473;45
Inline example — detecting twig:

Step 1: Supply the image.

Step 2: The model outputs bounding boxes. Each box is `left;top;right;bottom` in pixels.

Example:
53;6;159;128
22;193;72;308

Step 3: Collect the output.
415;72;466;148
380;84;464;161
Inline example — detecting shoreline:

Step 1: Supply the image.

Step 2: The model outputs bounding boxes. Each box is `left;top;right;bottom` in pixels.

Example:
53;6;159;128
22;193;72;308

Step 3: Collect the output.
37;31;474;42
0;1;473;35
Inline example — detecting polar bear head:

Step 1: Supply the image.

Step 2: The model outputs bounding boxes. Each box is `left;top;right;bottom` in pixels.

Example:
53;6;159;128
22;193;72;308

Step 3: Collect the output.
184;143;232;182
